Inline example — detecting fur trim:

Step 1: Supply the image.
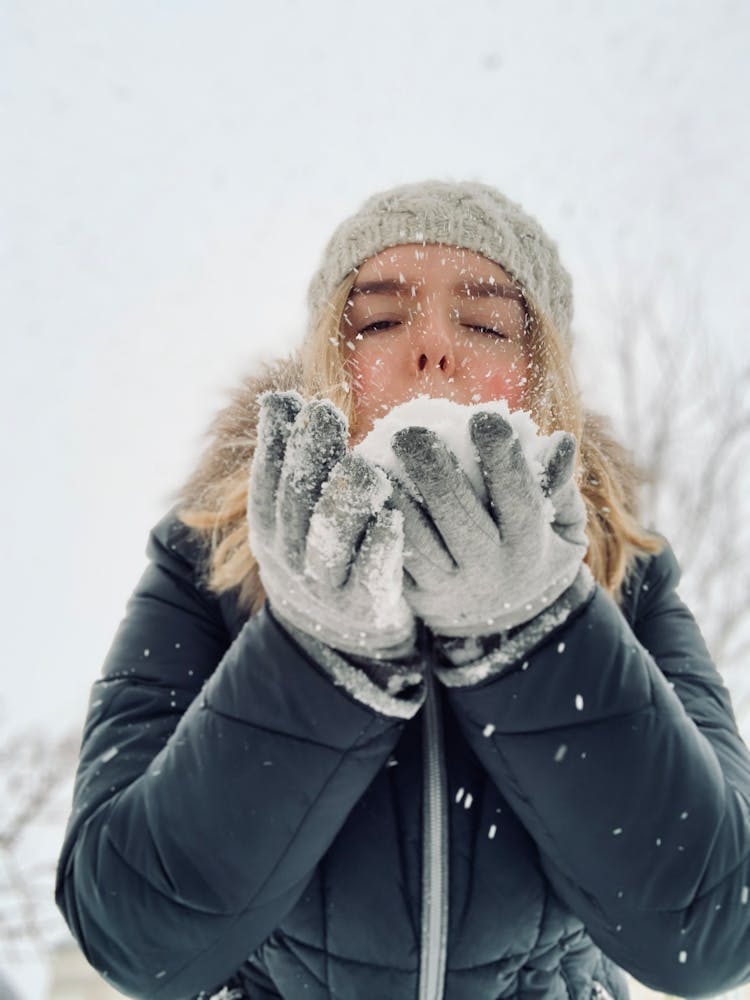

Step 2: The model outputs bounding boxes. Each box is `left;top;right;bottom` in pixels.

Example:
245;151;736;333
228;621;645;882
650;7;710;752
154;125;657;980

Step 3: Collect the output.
174;352;305;513
170;353;305;617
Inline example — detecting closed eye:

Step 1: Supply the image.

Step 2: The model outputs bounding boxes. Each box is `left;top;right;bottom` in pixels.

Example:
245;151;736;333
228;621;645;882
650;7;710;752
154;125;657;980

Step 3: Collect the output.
464;324;508;338
360;320;401;333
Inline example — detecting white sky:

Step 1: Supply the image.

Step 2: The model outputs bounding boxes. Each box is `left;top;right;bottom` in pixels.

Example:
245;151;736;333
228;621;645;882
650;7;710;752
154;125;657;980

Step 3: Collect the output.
3;2;750;997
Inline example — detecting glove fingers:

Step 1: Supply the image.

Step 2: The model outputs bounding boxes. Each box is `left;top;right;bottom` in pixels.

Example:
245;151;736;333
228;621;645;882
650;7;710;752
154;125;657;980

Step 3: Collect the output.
305;454;391;589
385;473;456;585
551;479;589;547
391;426;497;565
537;432;588;545
540;432;577;497
277;400;349;571
346;507;407;623
248;390;305;538
469;411;545;545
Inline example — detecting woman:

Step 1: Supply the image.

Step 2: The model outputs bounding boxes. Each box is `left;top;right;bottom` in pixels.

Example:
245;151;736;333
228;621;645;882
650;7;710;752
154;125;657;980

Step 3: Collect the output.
56;181;750;1000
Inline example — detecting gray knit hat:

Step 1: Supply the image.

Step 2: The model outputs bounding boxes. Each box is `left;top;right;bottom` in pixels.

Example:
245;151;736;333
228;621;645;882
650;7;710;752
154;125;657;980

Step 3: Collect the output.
306;179;575;347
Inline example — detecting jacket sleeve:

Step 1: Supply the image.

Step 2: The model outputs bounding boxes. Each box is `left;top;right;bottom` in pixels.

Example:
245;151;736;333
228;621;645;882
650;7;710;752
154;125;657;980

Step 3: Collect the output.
442;540;750;997
55;508;408;1000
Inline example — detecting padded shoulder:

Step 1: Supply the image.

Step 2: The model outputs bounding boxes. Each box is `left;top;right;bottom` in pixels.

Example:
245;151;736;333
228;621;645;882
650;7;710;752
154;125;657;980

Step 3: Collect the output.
617;533;679;627
146;505;212;584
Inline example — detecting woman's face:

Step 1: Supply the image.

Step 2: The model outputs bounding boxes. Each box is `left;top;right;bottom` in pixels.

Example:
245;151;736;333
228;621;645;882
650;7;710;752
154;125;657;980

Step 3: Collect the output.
341;244;530;445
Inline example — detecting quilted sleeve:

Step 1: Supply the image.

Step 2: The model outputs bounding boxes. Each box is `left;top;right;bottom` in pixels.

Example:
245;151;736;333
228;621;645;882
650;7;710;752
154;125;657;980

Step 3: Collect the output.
55;508;407;999
443;540;750;997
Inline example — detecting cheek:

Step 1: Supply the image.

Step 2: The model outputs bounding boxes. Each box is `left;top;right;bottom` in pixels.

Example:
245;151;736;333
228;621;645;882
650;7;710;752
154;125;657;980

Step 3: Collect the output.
346;343;405;397
483;368;525;407
468;351;528;408
347;357;384;399
346;345;408;444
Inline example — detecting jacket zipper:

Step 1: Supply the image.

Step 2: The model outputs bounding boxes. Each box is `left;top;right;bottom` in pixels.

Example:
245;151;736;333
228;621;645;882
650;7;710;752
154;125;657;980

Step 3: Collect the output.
415;635;611;1000
419;624;449;1000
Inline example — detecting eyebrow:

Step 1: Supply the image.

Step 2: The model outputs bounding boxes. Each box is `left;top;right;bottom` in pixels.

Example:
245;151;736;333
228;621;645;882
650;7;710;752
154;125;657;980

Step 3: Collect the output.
348;278;526;302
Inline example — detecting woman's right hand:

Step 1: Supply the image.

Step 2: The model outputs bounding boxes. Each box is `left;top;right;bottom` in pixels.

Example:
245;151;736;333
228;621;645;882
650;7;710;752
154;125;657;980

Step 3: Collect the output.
247;391;417;659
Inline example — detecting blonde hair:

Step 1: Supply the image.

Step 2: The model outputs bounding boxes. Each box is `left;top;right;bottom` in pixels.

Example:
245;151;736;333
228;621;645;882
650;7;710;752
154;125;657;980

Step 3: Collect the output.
176;270;664;617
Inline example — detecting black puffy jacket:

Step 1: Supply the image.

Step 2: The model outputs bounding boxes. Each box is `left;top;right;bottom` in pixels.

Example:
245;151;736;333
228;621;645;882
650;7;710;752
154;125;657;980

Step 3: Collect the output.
56;508;750;999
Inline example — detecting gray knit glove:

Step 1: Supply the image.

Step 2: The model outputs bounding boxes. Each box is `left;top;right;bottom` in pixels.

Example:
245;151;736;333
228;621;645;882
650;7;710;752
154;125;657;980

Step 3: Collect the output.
247;391;418;663
386;411;595;679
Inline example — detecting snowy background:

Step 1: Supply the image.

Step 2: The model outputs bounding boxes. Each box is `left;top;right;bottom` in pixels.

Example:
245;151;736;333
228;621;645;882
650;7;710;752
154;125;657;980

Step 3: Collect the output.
3;1;750;997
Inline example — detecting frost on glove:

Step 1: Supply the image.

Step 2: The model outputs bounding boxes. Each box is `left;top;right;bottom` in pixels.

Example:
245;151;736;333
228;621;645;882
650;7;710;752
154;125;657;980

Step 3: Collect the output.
247;391;423;717
386;410;596;685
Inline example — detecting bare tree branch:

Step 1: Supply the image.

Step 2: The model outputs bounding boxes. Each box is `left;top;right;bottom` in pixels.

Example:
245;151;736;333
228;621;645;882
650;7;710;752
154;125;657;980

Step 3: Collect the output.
579;269;750;737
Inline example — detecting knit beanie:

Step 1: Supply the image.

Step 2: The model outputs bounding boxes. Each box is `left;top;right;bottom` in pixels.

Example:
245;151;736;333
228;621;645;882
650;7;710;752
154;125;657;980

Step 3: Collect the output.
306;180;575;348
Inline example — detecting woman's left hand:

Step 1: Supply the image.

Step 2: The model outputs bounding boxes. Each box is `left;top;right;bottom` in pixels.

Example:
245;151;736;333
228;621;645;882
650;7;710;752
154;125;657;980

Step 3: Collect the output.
387;410;591;638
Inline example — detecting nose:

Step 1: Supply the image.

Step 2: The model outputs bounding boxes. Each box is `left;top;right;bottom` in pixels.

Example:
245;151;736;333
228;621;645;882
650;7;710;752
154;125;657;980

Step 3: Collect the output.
410;312;456;378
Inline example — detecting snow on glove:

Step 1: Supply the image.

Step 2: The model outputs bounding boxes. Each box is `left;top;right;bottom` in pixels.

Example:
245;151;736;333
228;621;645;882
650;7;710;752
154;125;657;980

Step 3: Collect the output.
247;391;418;677
387;411;595;681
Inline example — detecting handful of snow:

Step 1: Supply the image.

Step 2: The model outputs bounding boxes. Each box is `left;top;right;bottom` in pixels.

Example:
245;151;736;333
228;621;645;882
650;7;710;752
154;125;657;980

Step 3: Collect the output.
353;396;552;508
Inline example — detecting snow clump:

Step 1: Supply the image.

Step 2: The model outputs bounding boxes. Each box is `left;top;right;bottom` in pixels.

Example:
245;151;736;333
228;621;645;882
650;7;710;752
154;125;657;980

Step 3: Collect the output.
354;395;555;508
